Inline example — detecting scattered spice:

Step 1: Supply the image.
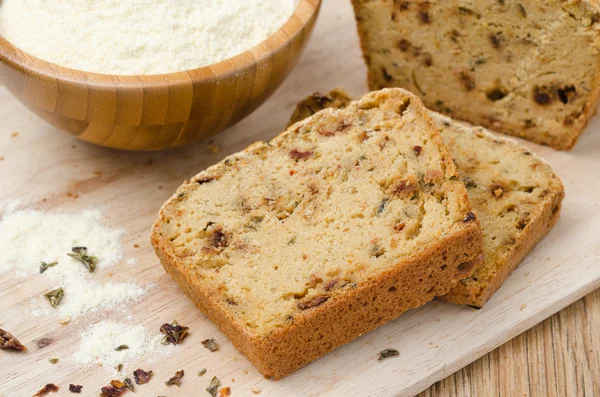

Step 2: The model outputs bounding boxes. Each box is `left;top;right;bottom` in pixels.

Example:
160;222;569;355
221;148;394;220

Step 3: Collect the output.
206;376;222;397
133;368;153;384
198;368;207;376
378;348;400;361
0;328;27;351
220;387;231;397
413;145;423;156
289;149;313;160
100;380;127;397
165;370;185;386
48;358;59;364
67;247;98;273
44;287;64;308
68;384;82;393
116;364;123;372
201;338;219;352
160;320;189;345
114;344;129;351
37;338;53;349
33;383;59;396
123;378;134;392
39;261;58;274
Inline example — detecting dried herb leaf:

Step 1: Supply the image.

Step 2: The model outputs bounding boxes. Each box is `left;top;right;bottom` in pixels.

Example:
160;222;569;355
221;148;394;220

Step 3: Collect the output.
68;384;83;393
206;376;222;397
33;383;59;396
201;338;219;352
133;368;153;384
36;338;53;349
198;368;207;376
160;320;189;345
219;387;231;397
116;364;123;372
100;380;127;397
44;288;64;308
0;328;27;351
67;247;98;273
114;344;129;351
123;378;134;392
378;348;399;361
165;370;185;386
40;261;58;274
48;358;59;364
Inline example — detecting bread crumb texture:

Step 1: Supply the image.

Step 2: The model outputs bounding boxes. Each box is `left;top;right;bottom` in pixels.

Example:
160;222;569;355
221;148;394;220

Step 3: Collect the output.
352;0;600;150
152;89;483;378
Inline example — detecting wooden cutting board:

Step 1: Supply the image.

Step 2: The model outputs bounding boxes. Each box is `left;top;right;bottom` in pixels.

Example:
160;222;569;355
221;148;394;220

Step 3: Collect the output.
1;2;599;396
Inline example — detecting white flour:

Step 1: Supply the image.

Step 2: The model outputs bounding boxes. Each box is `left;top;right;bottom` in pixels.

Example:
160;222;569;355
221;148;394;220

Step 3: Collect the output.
0;209;146;319
0;0;295;75
72;320;172;372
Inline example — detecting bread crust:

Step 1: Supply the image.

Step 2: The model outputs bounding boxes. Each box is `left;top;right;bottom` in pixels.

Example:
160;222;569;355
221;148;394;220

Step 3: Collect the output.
151;89;484;379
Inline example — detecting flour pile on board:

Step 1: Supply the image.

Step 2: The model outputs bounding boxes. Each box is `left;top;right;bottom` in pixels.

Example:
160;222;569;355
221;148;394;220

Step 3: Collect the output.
0;209;147;319
72;321;172;372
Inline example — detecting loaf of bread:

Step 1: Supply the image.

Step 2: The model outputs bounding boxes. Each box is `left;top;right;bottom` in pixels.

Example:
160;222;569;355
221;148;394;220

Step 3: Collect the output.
351;0;600;150
151;89;484;379
290;89;565;308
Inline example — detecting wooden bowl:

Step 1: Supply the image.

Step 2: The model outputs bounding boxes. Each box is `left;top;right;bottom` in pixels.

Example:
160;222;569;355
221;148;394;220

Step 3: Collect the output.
0;0;321;150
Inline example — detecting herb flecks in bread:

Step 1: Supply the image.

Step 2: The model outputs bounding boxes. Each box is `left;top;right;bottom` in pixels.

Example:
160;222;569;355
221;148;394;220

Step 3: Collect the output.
152;88;483;379
291;89;565;308
351;0;600;150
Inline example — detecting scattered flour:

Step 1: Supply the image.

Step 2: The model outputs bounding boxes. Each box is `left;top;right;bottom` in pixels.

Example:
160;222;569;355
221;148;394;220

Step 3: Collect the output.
0;0;296;75
0;209;147;319
72;321;172;372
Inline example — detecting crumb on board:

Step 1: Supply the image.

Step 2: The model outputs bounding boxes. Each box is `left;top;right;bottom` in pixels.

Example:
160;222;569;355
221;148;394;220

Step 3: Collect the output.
207;142;221;154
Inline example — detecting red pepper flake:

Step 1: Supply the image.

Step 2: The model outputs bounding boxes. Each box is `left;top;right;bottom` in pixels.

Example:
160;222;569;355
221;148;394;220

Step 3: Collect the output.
219;387;232;397
394;222;406;231
289;149;313;160
160;321;189;345
68;384;83;393
133;368;154;385
289;170;296;176
33;384;59;396
297;296;329;310
413;145;423;156
165;370;185;386
0;328;27;351
100;380;127;397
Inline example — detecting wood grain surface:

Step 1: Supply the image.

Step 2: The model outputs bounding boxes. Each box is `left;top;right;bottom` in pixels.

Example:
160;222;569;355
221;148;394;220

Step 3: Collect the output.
0;1;599;397
0;0;321;151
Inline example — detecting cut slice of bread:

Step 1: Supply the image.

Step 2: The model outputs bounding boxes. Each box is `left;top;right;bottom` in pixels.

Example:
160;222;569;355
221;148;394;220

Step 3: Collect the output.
350;0;600;150
290;89;565;308
151;88;484;379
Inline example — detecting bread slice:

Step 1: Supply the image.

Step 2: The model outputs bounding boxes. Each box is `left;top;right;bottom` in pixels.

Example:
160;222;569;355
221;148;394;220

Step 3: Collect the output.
151;88;484;379
290;89;565;308
350;0;600;150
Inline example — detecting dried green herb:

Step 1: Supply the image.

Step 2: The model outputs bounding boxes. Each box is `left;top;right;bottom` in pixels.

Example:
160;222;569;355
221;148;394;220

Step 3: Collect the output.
378;348;399;361
116;363;123;372
44;288;64;308
114;344;129;351
133;368;153;384
0;328;27;351
48;358;59;364
201;338;219;352
68;384;83;393
517;3;527;17
160;320;189;345
100;380;127;397
198;368;207;376
33;383;59;396
67;247;97;273
123;378;134;392
206;376;222;397
165;369;184;386
40;261;58;274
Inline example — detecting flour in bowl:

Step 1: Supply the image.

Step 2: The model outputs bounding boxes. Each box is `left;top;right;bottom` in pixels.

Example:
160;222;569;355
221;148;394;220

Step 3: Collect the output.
0;0;295;75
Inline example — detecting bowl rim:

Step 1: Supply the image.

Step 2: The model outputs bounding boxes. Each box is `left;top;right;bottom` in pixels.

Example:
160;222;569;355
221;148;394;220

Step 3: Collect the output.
0;0;321;86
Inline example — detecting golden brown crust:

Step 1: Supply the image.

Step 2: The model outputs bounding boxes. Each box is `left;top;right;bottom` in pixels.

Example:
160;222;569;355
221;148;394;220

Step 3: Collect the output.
151;88;484;379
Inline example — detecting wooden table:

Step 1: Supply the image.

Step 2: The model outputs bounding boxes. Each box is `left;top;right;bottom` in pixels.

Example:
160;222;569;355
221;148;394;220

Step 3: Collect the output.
419;289;600;397
1;1;599;396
